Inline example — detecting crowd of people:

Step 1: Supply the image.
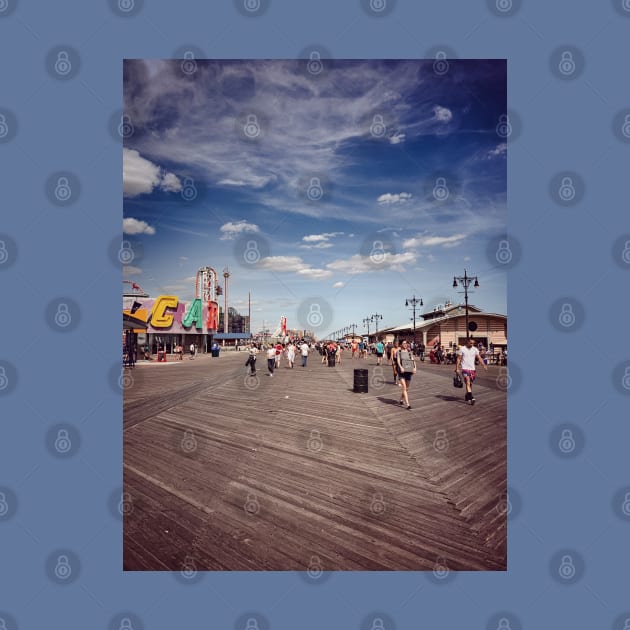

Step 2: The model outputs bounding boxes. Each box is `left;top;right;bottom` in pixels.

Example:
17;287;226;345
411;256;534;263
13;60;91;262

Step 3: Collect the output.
242;336;498;408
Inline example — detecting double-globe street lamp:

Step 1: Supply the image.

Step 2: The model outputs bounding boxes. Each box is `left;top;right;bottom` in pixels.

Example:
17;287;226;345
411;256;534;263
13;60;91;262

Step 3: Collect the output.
452;269;479;344
404;296;423;352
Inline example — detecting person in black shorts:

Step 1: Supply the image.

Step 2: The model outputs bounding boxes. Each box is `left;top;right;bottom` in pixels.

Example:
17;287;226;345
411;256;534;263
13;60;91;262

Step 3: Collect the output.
396;340;416;410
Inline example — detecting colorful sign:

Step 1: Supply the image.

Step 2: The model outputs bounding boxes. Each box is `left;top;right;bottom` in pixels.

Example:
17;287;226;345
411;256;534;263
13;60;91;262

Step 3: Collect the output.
123;296;219;334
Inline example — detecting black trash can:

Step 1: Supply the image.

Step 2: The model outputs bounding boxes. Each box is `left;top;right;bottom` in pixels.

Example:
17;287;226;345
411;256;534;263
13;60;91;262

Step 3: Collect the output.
353;368;368;393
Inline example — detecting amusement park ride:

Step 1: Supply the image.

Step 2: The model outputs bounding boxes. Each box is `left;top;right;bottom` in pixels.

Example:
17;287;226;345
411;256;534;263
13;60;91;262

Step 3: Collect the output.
194;266;220;332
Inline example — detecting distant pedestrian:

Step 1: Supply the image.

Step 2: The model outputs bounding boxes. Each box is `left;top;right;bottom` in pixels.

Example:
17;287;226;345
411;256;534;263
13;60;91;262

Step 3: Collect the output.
245;343;258;374
456;337;488;405
286;342;296;368
266;344;276;376
391;340;400;385
335;343;342;365
396;340;416;410
300;340;309;367
189;342;195;359
375;339;384;365
275;342;283;368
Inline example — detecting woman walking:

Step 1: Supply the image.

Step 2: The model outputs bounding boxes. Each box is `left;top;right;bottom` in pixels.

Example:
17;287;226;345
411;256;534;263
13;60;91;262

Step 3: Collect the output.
286;342;296;368
396;340;416;410
390;340;400;385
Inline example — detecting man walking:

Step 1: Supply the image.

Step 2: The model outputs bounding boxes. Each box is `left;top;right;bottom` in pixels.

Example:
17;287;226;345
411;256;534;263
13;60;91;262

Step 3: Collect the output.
456;337;488;405
300;340;309;367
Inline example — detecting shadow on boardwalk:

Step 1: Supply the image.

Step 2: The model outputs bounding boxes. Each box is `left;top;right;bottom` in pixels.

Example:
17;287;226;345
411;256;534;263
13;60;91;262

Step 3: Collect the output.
123;353;507;571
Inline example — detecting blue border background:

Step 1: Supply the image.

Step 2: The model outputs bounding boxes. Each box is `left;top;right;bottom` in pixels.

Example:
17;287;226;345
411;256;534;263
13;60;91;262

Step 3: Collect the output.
1;0;630;628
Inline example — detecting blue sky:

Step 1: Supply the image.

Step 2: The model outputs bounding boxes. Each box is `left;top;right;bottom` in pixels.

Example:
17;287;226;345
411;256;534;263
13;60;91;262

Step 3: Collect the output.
122;59;506;337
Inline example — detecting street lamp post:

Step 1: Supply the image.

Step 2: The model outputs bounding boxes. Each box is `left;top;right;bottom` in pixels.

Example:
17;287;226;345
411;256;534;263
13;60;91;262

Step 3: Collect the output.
351;323;356;340
363;317;371;341
452;269;479;344
370;313;383;339
405;296;423;352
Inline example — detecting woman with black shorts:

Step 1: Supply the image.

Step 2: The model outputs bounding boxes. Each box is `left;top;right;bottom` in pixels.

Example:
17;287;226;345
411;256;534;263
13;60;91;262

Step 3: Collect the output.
396;340;416;410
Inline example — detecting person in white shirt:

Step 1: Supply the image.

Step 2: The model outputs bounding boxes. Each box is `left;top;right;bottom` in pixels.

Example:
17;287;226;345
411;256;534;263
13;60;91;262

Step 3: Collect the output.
456;337;488;405
266;344;276;376
300;341;309;367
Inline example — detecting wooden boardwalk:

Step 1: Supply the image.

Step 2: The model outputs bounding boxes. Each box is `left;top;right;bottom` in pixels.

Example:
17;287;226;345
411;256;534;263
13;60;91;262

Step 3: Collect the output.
123;351;507;571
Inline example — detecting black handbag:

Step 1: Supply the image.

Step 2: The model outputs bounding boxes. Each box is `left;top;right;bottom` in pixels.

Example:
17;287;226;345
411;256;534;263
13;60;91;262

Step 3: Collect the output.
453;372;463;388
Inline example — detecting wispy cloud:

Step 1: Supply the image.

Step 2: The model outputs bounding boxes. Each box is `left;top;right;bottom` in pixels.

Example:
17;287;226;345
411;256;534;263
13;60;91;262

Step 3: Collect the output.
123;217;156;235
377;192;412;204
403;234;466;248
123;148;182;197
219;220;260;240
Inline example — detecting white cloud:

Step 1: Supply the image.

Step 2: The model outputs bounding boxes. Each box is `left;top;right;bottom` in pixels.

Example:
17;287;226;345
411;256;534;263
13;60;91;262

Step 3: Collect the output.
377;192;412;204
123;148;182;197
179;256;189;261
219;220;260;240
301;232;343;248
297;268;333;279
326;251;416;275
300;242;333;249
390;132;406;144
302;232;343;242
258;256;308;272
161;172;182;192
403;234;465;248
123;217;156;235
333;281;345;288
487;143;507;158
123;265;142;276
258;255;333;279
433;105;453;122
